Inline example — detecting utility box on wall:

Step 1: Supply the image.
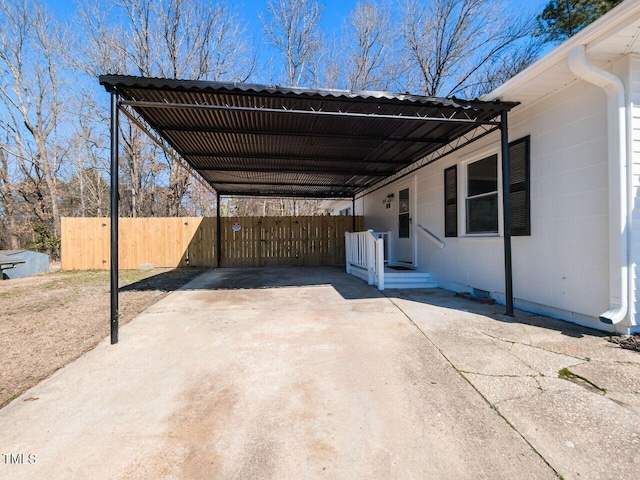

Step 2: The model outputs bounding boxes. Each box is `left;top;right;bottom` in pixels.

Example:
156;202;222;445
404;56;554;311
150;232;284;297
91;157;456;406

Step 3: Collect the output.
0;250;50;280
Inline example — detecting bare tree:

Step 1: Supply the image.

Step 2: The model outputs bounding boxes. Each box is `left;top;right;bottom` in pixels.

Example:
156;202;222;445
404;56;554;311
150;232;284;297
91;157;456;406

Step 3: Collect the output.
119;0;154;76
155;0;256;215
399;0;536;97
0;0;70;246
63;97;111;218
78;97;110;217
314;34;343;89
221;196;322;217
74;1;128;77
476;36;544;95
261;0;323;86
0;141;22;249
344;1;396;91
198;2;257;82
161;0;220;79
76;0;255;218
182;181;217;217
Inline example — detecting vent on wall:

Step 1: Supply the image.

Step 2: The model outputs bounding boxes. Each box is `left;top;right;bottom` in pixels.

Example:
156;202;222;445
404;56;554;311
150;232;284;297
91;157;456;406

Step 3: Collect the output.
472;288;491;299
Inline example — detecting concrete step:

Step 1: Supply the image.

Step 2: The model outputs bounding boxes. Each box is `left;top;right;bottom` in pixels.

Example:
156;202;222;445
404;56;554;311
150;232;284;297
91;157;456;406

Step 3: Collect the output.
384;271;432;279
385;280;438;289
384;271;438;289
347;266;438;289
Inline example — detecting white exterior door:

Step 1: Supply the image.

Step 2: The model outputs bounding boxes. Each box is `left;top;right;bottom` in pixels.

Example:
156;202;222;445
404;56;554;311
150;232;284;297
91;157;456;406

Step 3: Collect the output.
395;180;415;265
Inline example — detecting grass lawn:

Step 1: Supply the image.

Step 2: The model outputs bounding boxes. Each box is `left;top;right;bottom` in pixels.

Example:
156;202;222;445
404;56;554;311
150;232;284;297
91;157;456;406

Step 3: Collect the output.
0;267;206;408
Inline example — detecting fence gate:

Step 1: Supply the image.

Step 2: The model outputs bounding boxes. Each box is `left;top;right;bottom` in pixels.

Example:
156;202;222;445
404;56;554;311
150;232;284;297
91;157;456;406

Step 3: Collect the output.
61;216;364;270
220;216;363;268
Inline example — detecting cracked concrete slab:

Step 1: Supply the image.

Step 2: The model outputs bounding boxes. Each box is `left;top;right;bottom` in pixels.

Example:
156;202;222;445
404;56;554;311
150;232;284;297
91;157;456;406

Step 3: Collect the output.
462;373;543;405
496;377;640;480
505;342;586;377
569;361;640;414
388;288;640;480
429;333;541;376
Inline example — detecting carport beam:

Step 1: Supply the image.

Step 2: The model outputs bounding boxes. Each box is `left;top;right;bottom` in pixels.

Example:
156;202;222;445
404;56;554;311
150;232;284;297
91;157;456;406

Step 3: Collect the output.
352;197;356;231
110;92;120;344
500;111;514;317
216;192;221;268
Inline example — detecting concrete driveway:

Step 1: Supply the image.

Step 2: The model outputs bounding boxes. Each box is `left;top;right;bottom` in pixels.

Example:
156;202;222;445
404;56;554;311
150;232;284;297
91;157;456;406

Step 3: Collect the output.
1;267;638;479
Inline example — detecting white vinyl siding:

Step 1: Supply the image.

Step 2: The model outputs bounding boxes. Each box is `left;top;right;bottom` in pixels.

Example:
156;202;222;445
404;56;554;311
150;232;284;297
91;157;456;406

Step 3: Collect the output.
626;54;640;329
363;77;612;332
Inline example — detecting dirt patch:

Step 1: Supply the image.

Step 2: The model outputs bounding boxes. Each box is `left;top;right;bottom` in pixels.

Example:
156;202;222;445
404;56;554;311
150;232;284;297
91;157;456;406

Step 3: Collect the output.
0;267;206;408
607;335;640;352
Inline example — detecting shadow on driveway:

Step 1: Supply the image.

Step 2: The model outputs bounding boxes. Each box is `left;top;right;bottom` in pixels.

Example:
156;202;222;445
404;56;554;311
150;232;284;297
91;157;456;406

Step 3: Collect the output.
124;265;383;300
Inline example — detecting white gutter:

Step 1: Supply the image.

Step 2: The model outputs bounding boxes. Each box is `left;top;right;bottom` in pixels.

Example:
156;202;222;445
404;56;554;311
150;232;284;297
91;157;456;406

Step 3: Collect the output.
567;45;629;325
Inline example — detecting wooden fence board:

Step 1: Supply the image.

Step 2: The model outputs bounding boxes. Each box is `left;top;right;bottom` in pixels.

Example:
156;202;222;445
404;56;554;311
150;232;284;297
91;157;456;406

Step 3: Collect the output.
61;216;364;270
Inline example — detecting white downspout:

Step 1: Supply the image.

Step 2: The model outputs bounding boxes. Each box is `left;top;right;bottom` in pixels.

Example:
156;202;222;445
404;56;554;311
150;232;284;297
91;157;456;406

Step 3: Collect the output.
568;45;629;325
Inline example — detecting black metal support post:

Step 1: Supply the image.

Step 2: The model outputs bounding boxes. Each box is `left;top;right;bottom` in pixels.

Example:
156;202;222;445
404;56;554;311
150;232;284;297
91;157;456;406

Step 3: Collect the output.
216;192;221;268
352;197;356;231
110;92;120;344
500;111;514;317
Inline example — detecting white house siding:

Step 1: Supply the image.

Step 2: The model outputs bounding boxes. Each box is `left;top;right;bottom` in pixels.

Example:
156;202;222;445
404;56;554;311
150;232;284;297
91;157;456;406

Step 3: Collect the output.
363;81;617;332
625;53;640;333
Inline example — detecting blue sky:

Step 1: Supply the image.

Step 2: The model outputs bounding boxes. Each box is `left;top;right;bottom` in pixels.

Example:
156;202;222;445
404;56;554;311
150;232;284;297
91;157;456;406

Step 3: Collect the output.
43;0;552;87
251;0;550;35
45;0;550;35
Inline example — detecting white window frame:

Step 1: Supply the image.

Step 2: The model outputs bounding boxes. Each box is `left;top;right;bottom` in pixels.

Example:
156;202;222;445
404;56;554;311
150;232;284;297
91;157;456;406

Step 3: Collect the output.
459;150;503;237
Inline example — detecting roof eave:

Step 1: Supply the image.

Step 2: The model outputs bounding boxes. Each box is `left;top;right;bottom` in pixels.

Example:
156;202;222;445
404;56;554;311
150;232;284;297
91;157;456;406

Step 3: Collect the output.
99;74;518;112
483;0;640;103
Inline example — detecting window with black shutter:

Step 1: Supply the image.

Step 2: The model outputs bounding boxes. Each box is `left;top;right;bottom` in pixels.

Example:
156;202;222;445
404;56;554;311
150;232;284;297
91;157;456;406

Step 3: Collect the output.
444;166;457;237
465;155;499;234
508;136;531;236
444;137;530;238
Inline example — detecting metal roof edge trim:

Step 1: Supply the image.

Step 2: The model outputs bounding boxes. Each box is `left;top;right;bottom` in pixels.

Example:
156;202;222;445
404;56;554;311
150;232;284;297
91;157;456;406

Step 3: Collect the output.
99;75;518;112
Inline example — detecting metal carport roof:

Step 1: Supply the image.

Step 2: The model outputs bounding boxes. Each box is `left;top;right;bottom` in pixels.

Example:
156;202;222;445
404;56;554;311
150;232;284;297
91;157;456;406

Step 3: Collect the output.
99;75;520;344
99;75;517;199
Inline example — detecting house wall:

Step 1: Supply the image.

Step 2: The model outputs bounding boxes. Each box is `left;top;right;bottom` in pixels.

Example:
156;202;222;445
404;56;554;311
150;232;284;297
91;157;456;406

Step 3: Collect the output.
363;73;620;332
623;53;640;333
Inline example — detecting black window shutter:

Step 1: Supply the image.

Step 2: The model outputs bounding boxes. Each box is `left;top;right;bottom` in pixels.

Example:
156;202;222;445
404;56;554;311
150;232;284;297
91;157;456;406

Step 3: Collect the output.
444;165;457;237
508;136;531;236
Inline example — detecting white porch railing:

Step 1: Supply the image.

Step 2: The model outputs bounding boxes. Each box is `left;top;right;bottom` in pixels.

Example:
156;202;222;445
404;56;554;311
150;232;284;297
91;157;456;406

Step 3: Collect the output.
372;231;392;264
345;230;385;290
416;224;446;249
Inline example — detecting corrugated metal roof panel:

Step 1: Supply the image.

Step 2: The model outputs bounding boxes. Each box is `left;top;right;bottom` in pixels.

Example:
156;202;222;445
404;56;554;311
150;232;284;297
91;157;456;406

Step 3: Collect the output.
100;75;517;198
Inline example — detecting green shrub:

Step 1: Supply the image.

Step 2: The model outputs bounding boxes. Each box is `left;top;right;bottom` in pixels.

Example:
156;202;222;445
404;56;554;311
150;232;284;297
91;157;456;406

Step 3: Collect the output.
28;223;60;259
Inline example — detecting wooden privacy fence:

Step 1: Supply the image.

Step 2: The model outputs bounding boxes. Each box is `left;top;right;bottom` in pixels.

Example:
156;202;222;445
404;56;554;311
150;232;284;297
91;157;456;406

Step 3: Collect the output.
61;216;364;270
